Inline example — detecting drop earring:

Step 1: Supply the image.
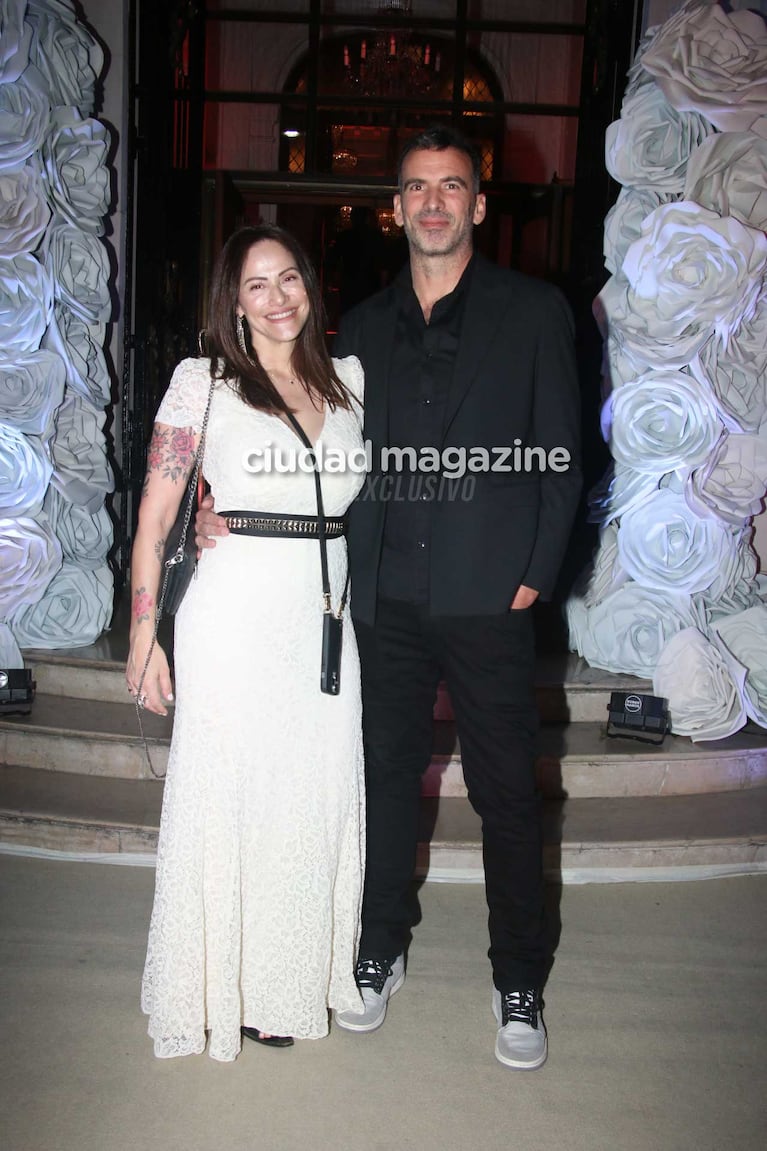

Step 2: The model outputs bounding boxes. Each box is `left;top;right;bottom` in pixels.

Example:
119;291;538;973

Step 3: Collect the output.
236;314;248;356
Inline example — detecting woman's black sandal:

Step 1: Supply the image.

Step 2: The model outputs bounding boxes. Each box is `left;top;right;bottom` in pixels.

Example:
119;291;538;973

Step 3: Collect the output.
241;1027;294;1047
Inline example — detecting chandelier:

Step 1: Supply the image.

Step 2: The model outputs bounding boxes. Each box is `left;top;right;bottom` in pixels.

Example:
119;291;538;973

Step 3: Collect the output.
343;1;441;98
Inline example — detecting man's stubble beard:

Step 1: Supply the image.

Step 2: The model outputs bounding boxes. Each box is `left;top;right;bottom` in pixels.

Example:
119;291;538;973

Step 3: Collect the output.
404;211;476;261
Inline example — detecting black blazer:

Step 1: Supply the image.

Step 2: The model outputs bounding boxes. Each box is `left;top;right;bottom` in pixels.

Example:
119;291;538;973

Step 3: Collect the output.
335;254;582;625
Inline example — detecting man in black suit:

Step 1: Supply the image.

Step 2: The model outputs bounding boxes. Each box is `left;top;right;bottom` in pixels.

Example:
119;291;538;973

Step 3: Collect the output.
331;126;581;1070
196;125;581;1068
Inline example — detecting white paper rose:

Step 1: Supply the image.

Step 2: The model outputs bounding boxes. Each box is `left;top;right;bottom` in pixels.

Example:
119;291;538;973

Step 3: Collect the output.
0;622;22;667
606;82;714;192
43;223;111;324
698;531;760;622
0;161;52;257
624;25;663;99
0;516;62;619
715;606;767;727
687;432;767;526
587;463;658;526
41;108;110;235
602;328;653;390
567;581;705;677
0;67;49;172
570;521;630;608
617;488;737;595
604;370;723;476
42;306;110;405
653;628;748;741
27;4;104;117
606;202;767;367
27;0;77;16
604;187;670;277
9;561;113;649
0;351;66;439
0;423;52;518
641;3;767;138
0;252;54;353
43;486;113;569
684;132;767;232
690;292;767;433
0;0;32;84
49;392;114;514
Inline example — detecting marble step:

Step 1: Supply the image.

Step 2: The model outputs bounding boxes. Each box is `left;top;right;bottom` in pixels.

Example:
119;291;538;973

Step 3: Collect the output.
22;650;649;724
2;693;767;798
1;764;764;881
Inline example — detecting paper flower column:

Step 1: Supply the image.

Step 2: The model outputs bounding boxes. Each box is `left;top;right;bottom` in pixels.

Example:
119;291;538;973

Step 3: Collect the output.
567;0;767;741
0;0;114;654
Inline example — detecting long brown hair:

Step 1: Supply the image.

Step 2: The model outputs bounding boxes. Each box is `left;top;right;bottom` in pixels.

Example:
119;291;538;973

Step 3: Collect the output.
205;224;352;413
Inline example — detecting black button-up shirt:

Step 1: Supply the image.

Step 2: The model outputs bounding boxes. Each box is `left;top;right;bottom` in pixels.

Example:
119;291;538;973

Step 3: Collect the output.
378;257;474;603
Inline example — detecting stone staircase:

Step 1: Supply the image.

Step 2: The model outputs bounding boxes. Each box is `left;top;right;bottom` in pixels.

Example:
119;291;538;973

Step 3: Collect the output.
1;644;767;882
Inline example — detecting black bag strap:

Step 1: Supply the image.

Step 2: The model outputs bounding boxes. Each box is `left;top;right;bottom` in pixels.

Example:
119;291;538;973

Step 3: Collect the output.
285;409;350;618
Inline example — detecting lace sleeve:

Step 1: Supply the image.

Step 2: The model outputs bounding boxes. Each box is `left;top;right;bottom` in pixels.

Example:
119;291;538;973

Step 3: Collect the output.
155;358;214;431
333;354;365;406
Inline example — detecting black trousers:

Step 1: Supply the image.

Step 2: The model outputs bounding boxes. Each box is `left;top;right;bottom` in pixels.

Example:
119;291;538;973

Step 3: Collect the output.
354;598;546;991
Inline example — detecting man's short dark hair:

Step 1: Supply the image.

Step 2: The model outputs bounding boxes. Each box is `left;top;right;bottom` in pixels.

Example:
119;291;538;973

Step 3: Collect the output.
397;124;482;193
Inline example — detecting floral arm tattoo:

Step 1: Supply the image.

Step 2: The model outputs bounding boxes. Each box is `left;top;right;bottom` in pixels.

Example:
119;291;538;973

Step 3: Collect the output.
143;425;197;495
133;586;153;623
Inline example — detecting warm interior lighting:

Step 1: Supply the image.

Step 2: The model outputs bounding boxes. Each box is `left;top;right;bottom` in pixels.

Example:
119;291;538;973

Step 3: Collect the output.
343;1;439;97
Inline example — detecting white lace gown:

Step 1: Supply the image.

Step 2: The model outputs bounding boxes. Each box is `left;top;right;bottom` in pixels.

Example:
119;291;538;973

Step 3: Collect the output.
141;355;366;1061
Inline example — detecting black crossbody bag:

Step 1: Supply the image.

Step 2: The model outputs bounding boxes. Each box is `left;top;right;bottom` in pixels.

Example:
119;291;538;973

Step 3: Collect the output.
285;410;349;696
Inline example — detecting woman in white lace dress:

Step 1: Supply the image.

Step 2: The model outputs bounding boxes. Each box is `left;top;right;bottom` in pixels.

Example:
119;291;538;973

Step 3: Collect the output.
126;225;365;1060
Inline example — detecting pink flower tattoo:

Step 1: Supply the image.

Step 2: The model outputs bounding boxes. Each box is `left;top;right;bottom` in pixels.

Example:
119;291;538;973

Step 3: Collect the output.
133;586;154;623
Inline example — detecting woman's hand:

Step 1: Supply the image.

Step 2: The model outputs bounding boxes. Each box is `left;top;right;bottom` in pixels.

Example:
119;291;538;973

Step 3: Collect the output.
126;636;174;716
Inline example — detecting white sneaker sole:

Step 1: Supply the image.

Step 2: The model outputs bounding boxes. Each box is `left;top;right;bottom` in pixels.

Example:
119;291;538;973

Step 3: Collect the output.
334;969;406;1033
493;1035;548;1070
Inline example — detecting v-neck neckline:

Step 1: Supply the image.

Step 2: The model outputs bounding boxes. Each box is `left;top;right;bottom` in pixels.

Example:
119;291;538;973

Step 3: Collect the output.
274;406;326;449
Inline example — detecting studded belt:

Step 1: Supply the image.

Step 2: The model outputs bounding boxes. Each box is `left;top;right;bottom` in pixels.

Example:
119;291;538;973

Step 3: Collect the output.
221;510;348;539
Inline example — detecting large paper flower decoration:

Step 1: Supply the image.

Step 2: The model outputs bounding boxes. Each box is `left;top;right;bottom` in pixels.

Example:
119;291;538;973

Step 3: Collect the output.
49;391;113;514
641;2;767;138
0;67;49;171
684;131;767;231
617;488;737;595
605;202;767;368
715;606;767;726
603;187;670;277
9;561;113;649
0;515;62;619
653;627;748;741
690;292;767;433
43;486;113;569
44;222;111;324
0;350;65;439
606;81;714;192
41;108;110;235
687;432;767;526
0;0;32;84
0;161;51;257
568;582;705;677
0;422;52;518
42;305;110;405
27;2;104;116
0;252;54;353
604;370;723;476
